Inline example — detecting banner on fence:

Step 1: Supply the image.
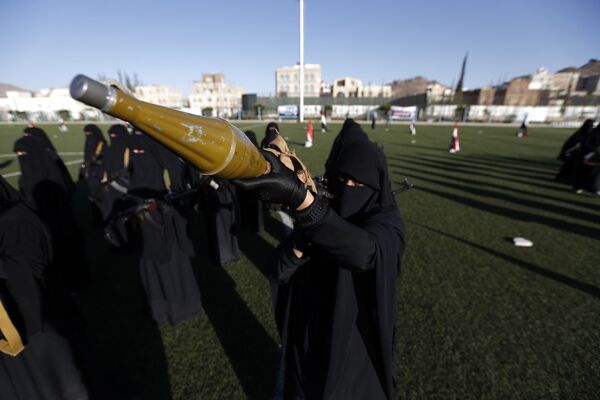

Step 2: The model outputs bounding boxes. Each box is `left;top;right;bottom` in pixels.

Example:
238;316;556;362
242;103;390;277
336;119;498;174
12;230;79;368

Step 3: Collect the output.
390;105;417;120
278;105;299;119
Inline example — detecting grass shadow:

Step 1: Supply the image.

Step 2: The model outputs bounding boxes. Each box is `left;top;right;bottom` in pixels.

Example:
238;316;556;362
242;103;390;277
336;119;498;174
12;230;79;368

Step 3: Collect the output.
190;212;279;400
0;159;13;170
412;221;600;299
72;182;173;400
389;155;566;193
389;163;600;224
406;183;599;241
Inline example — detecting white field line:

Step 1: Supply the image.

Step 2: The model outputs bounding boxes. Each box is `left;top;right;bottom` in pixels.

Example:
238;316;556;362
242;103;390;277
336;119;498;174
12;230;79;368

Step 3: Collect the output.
2;159;83;178
0;151;84;158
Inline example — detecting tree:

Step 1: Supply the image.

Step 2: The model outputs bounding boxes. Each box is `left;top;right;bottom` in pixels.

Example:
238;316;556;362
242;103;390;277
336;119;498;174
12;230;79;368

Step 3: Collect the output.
379;103;391;113
57;110;71;121
117;69;141;92
253;103;265;119
323;104;333;117
15;111;28;121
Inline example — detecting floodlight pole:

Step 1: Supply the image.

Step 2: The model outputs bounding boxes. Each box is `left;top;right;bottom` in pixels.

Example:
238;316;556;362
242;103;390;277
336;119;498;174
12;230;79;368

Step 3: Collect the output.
299;0;304;122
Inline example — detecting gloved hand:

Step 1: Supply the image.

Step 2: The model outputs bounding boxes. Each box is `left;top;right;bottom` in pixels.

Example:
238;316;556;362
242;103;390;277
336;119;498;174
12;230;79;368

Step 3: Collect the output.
234;151;308;209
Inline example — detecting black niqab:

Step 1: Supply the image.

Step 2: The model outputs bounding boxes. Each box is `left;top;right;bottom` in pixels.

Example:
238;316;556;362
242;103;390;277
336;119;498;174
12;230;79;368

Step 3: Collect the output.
23;127;56;152
13;136;87;293
558;119;594;161
261;122;280;148
324;119;369;180
244;130;259;147
331;140;396;212
83;124;107;166
104;124;131;175
23;127;74;192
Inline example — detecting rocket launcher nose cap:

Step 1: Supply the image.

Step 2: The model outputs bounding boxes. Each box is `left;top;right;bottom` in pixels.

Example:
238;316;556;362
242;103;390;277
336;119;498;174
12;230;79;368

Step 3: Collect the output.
70;74;115;111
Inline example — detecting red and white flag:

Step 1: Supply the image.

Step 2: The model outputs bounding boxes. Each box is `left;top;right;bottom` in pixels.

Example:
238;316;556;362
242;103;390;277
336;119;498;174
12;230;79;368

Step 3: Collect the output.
305;120;314;148
449;123;460;153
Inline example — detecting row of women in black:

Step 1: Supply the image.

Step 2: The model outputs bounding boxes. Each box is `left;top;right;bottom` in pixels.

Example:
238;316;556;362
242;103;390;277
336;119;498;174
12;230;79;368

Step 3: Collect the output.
2;120;406;399
2;128;94;398
556;119;600;194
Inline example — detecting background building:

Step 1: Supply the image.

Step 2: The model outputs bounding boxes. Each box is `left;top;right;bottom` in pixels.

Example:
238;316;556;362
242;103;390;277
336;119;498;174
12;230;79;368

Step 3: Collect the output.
188;73;244;117
332;77;392;98
134;85;183;108
0;84;100;121
275;64;321;98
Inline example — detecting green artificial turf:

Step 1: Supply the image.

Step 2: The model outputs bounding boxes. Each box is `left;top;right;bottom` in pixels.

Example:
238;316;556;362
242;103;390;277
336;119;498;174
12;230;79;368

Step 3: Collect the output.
1;121;599;399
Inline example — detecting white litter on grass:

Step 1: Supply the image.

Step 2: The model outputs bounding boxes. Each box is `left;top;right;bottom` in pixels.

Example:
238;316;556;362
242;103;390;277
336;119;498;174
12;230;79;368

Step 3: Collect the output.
410;139;416;144
512;237;533;247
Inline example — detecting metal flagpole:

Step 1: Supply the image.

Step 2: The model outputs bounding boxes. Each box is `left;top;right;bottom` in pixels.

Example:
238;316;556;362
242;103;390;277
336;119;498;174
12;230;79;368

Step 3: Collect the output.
299;0;304;122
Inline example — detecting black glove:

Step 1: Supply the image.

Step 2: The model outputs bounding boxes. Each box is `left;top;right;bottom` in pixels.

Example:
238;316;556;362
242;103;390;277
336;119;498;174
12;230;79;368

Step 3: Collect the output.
234;151;307;209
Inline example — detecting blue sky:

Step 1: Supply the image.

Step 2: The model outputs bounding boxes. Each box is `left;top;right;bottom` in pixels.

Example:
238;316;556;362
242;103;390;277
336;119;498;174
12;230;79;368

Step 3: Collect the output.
1;0;598;96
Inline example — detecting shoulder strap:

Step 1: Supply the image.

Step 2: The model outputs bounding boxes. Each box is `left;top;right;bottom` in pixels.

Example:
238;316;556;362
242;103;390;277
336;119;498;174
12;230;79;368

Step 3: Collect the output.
94;141;104;157
0;299;25;356
123;147;130;168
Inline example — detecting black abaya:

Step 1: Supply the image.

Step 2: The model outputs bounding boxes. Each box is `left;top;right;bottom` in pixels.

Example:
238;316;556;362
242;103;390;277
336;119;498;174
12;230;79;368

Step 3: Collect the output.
204;178;241;267
81;124;107;180
13;136;87;293
23;127;74;193
0;176;89;400
574;125;600;193
270;139;405;399
128;131;201;326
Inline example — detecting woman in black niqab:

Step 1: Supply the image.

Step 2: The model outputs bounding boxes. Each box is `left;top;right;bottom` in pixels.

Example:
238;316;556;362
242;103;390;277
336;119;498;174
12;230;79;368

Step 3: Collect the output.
557;119;594;161
269;138;405;399
23;127;74;193
23;127;56;152
103;124;131;176
324;119;369;180
0;176;90;400
127;130;201;326
574;124;600;193
261;122;281;148
81;124;107;179
13;136;87;294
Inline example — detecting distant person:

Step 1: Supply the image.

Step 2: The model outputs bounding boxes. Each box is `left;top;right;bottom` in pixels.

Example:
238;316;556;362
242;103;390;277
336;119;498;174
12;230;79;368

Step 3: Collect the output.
410;119;417;135
58;117;69;132
371;110;377;129
515;114;529;137
320;111;328;133
385;109;391;131
0;176;90;400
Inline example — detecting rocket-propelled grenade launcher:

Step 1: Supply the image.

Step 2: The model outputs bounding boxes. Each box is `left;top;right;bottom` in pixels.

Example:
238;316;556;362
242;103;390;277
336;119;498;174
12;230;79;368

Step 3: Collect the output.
70;74;269;179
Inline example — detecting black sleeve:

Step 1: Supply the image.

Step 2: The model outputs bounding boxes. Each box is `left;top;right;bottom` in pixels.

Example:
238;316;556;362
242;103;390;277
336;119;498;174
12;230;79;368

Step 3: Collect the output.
293;196;377;272
268;231;310;284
